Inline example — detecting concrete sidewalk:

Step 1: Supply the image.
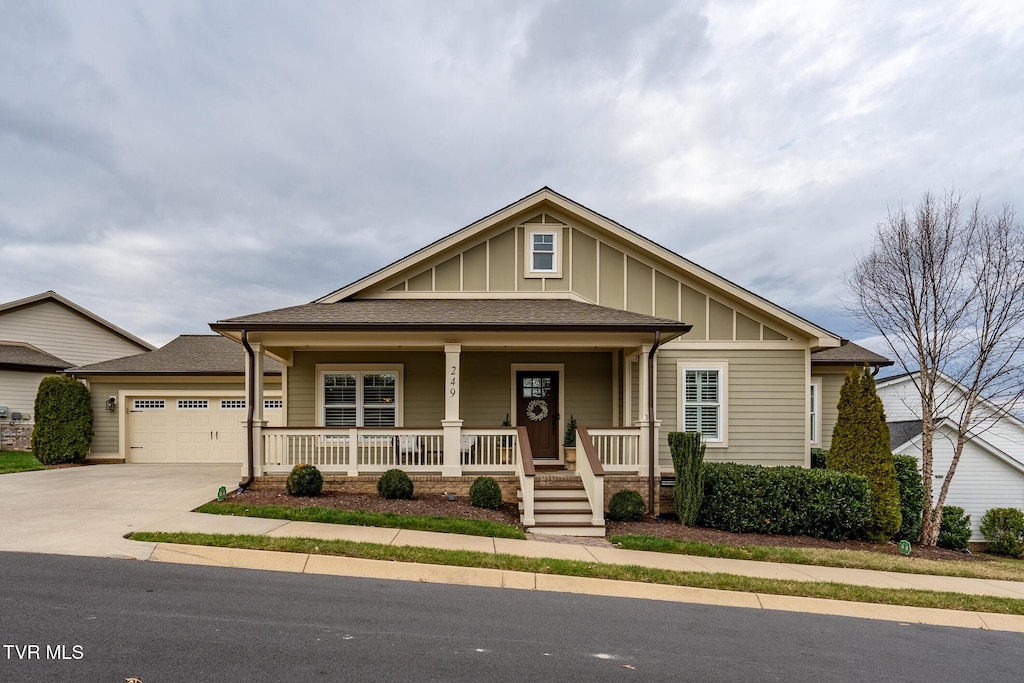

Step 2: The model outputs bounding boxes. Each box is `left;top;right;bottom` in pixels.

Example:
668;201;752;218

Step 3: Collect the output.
137;511;1024;633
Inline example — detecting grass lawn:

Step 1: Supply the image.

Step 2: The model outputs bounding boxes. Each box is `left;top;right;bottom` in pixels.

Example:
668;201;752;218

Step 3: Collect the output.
128;530;1024;617
195;502;526;540
0;451;44;474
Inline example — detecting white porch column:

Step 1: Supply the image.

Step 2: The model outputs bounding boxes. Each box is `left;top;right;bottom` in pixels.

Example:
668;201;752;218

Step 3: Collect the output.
441;344;463;476
245;342;267;477
638;344;652;422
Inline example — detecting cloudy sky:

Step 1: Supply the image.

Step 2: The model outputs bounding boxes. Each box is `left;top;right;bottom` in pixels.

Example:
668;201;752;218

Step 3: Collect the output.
2;0;1022;348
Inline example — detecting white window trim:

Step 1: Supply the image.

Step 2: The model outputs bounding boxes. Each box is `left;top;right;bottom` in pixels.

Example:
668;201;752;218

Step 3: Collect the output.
677;361;729;447
316;364;404;427
525;226;562;278
810;377;822;446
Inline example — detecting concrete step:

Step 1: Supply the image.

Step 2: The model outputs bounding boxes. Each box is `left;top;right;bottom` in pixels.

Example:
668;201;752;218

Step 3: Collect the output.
533;510;594;524
526;523;606;537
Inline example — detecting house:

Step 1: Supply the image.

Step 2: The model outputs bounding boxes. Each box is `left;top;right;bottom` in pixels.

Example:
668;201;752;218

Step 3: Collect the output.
66;335;284;463
206;187;883;535
809;342;893;450
0;291;153;450
877;372;1024;540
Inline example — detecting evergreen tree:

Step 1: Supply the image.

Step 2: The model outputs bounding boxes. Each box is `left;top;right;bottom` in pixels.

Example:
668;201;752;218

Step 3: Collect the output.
827;365;901;542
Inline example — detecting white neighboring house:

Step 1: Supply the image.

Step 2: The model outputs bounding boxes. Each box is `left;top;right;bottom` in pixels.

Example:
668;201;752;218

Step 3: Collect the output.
877;372;1024;540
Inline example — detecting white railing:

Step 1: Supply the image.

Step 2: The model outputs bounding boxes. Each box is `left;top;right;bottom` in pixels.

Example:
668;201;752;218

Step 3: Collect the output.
461;428;519;471
575;427;605;527
587;427;641;472
262;428;444;474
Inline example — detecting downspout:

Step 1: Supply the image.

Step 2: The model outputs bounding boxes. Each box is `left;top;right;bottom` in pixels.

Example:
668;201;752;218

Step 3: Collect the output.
648;330;662;516
239;330;256;490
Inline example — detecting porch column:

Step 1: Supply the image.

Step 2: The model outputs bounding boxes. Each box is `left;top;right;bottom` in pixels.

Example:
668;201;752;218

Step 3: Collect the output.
245;343;266;477
441;343;463;476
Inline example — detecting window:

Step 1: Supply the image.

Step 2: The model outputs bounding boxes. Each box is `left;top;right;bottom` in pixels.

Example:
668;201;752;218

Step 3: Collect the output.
177;399;209;410
678;362;728;444
264;399;283;410
221;399;246;410
809;378;822;445
133;399;164;410
317;366;402;427
525;227;561;277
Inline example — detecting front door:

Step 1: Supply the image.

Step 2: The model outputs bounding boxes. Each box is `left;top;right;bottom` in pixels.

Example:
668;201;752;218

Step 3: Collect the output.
516;371;559;459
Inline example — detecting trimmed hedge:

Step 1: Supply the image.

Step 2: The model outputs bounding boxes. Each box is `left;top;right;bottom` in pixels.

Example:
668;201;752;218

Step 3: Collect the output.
669;431;705;526
31;375;93;465
979;507;1024;557
469;476;503;509
892;455;925;543
377;469;414;500
286;464;323;496
937;506;972;551
698;462;872;541
608;489;646;522
810;448;828;469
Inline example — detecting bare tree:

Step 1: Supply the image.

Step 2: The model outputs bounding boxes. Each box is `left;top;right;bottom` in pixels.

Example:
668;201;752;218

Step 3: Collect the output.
846;190;1024;546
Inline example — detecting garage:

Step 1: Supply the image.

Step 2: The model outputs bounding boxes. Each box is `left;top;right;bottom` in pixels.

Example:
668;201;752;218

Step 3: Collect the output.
126;396;283;463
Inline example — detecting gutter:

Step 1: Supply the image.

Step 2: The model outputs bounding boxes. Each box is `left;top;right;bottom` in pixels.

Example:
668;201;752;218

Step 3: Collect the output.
239;330;256;490
648;330;662;516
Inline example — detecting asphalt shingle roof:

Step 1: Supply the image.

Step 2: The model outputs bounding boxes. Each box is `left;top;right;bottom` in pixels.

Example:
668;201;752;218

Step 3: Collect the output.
888;420;923;450
811;341;893;366
213;298;693;332
0;342;69;370
67;335;281;376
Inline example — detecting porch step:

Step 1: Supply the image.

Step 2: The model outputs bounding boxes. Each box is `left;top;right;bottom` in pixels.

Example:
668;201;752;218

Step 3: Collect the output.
527;522;606;538
518;473;605;537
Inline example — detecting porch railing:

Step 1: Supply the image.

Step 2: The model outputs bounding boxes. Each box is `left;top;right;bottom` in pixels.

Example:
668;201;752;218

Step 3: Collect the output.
586;427;641;472
262;427;519;475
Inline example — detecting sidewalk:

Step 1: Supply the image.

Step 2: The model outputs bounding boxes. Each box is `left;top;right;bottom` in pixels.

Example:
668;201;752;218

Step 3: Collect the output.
136;511;1024;633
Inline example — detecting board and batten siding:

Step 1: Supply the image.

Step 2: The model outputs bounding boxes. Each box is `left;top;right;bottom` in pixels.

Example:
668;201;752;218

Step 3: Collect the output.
0;369;51;419
86;379;281;457
656;347;808;468
0;300;147;367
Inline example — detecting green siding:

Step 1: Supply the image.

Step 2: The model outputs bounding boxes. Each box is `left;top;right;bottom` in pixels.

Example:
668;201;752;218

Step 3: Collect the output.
599;243;625;309
434;255;461;290
462;242;487;290
708;299;733;340
736;312;760;340
626;256;652;314
572;229;598;302
408;270;432;291
816;367;849;450
680;284;707;340
655;271;678;320
488;228;516;289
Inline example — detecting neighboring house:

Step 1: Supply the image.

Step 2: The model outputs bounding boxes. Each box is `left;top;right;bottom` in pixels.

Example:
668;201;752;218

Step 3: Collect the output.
207;187;886;534
0;291;153;424
877;372;1024;540
66;335;283;463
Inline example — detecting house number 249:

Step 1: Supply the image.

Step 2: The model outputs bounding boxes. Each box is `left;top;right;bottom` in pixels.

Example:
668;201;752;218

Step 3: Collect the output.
449;365;458;397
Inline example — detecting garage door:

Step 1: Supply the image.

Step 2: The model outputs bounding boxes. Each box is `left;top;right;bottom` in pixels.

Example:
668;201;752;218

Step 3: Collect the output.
127;397;283;463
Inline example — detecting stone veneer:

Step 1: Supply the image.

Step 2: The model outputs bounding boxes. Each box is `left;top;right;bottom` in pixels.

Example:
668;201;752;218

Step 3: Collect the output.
0;424;32;452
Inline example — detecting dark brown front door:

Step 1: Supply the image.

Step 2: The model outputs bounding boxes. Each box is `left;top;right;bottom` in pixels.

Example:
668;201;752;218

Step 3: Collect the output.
516;371;559;459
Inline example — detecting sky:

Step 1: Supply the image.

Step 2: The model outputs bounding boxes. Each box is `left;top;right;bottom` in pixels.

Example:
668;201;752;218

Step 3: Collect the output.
2;0;1022;349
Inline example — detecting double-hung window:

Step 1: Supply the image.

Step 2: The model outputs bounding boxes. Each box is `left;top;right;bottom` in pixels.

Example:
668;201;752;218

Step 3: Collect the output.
679;363;727;444
809;378;821;445
525;227;561;277
319;366;401;427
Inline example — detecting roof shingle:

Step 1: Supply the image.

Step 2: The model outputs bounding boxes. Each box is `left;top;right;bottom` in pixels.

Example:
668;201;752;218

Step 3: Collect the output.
67;335;281;375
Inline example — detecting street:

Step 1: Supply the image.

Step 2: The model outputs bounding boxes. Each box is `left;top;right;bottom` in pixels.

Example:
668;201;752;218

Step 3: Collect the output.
0;551;1017;682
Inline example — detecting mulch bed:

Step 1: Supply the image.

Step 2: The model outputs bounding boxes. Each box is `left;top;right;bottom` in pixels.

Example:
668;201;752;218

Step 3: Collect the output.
221;487;985;563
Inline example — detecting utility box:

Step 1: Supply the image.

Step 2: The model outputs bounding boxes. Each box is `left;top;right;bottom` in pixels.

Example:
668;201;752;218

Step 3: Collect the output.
0;406;8;419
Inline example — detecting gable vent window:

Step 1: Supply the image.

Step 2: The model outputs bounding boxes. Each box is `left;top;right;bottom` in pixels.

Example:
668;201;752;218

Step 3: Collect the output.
133;399;165;410
177;399;209;410
221;399;246;410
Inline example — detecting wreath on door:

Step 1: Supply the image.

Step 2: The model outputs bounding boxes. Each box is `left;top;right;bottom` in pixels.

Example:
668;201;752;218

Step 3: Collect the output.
526;399;549;422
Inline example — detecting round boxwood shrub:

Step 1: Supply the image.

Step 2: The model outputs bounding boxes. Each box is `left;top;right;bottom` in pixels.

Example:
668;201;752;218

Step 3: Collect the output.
937;506;972;551
469;476;503;509
377;468;414;500
608;489;646;522
979;507;1024;557
286;463;323;496
32;375;93;465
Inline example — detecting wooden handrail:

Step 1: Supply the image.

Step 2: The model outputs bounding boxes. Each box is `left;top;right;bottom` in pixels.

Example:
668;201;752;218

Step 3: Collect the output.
517;426;536;476
576;426;606;476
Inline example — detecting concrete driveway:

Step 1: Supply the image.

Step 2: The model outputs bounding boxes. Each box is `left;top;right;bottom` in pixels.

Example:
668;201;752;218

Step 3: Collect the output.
0;464;238;559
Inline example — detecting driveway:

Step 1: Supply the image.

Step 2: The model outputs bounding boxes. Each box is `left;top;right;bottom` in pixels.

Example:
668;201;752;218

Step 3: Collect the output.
0;464;238;559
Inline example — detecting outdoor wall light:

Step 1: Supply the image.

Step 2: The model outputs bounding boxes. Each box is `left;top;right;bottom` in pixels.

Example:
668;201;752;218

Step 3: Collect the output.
106;396;117;412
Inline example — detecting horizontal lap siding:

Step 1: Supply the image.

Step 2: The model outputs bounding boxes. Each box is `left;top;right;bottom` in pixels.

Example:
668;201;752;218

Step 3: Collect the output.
657;348;806;468
0;301;146;366
816;367;848;450
0;369;50;418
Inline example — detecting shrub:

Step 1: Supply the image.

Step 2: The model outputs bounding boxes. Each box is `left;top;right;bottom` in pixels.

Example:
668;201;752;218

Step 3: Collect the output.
469;476;503;509
827;366;901;542
608;489;646;522
669;431;705;526
699;462;872;541
31;376;93;465
979;507;1024;557
810;448;828;469
937;506;972;551
563;414;577;447
892;455;925;543
377;468;414;500
286;464;323;496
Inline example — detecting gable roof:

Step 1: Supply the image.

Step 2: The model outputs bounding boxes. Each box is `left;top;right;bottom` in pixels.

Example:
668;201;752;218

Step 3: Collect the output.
66;335;281;376
312;187;840;346
889;418;1024;475
877;370;1024;433
213;298;692;335
0;341;69;371
811;340;893;367
0;291;155;352
887;419;923;451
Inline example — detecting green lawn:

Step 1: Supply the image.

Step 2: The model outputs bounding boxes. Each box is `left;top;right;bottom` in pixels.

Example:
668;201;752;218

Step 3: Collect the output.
128;530;1024;617
0;451;44;474
195;502;526;539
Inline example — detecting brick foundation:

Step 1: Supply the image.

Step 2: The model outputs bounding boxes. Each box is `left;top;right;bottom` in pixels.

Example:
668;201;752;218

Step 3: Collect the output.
0;424;32;452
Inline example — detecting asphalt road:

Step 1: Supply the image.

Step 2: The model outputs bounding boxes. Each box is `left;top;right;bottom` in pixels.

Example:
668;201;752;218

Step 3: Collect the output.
0;552;1018;682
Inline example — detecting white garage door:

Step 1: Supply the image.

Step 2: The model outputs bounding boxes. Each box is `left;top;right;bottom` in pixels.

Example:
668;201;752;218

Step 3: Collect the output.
127;397;283;463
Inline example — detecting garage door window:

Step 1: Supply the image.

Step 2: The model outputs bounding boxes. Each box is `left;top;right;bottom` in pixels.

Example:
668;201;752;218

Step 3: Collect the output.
221;399;246;410
318;365;402;428
264;399;283;409
133;399;165;410
177;399;209;410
